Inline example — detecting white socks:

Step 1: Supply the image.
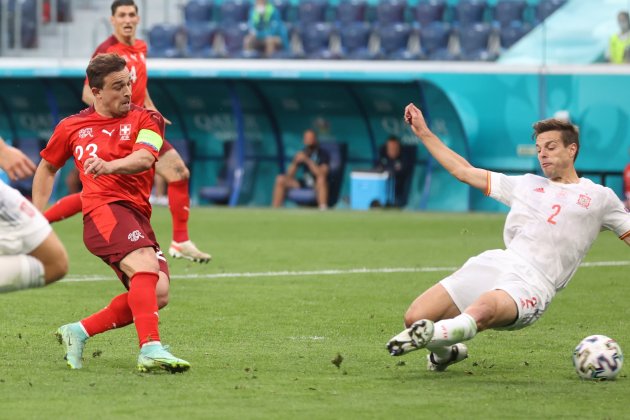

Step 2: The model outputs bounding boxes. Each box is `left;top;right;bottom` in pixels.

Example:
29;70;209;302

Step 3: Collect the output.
0;255;45;293
427;313;477;359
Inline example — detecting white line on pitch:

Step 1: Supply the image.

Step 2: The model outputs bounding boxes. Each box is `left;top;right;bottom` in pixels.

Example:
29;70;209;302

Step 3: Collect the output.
60;260;630;283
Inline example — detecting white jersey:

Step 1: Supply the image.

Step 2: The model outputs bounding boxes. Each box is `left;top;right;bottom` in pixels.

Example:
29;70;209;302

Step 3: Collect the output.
488;172;630;291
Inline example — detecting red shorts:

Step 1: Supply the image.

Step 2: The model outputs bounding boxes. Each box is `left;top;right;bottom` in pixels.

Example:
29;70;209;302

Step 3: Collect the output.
83;201;169;287
159;139;173;157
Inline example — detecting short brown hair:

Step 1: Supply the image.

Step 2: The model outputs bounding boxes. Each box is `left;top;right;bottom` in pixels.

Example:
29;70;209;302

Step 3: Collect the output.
111;0;137;15
532;118;580;161
86;53;127;89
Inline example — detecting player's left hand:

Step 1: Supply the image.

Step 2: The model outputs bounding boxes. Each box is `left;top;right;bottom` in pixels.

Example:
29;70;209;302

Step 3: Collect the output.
83;156;111;178
0;145;37;180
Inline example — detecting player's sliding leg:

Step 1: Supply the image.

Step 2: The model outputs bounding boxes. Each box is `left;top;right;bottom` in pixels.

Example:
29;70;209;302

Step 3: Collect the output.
156;148;211;264
44;192;83;223
387;319;435;356
426;343;469;372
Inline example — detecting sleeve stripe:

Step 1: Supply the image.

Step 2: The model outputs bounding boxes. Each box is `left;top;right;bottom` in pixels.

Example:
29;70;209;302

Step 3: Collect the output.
136;129;163;152
620;230;630;240
484;171;491;196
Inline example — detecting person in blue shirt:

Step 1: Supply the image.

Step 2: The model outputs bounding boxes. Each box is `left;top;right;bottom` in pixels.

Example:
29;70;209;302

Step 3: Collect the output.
243;0;288;57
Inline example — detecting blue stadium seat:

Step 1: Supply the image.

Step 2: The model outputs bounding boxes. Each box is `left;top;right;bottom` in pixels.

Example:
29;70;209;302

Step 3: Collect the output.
219;0;249;24
536;0;566;22
56;0;73;22
184;24;217;58
454;0;487;25
297;0;328;24
376;23;418;60
148;24;181;58
184;0;213;24
297;22;334;59
458;23;495;61
493;0;526;27
414;0;446;27
338;22;373;59
199;141;237;205
220;22;253;58
419;22;453;60
167;138;192;165
499;20;530;49
287;142;347;207
270;0;292;21
376;0;407;25
9;0;38;48
336;0;368;25
9;138;43;198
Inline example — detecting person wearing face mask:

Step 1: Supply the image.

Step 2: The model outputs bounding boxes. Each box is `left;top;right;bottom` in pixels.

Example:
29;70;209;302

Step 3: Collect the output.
243;0;288;58
272;129;331;209
608;11;630;63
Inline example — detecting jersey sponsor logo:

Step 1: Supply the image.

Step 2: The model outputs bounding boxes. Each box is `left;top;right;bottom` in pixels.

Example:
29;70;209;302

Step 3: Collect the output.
102;128;116;137
79;127;94;139
533;187;545;193
120;124;132;141
127;229;145;242
577;194;591;209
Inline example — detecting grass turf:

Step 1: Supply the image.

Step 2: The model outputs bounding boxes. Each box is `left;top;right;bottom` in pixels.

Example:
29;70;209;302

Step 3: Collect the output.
0;207;628;419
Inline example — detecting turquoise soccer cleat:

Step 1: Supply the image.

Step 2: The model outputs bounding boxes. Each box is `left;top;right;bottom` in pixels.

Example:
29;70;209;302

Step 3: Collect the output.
137;343;191;373
55;323;88;369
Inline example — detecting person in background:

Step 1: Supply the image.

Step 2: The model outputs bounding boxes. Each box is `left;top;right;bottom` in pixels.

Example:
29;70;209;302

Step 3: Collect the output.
243;0;288;58
374;135;412;207
608;11;630;64
623;161;630;209
272;129;330;210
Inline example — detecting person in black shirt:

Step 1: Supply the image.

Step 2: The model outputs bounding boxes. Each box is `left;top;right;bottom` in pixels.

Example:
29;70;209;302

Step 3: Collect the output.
375;136;411;207
272;129;331;209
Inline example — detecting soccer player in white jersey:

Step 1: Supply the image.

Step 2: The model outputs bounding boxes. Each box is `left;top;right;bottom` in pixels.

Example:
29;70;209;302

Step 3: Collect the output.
0;138;68;293
386;103;630;372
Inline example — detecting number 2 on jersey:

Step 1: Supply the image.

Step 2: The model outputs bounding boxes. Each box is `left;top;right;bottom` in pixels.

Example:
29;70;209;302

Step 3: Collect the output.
547;204;561;225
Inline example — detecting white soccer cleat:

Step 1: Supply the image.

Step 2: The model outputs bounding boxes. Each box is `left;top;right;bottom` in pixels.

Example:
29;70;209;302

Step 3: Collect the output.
387;319;435;356
427;343;469;372
168;240;211;264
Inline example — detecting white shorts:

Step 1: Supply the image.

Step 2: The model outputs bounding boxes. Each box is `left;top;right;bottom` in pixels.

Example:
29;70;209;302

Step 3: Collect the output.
0;181;52;255
440;249;555;331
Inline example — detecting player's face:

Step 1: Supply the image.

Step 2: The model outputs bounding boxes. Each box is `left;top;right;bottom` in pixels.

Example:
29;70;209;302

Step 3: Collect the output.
386;141;401;159
535;131;577;180
96;69;132;117
111;5;139;41
303;131;317;148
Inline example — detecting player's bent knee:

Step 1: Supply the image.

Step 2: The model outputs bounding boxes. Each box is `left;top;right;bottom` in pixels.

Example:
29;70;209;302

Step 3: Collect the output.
45;257;69;283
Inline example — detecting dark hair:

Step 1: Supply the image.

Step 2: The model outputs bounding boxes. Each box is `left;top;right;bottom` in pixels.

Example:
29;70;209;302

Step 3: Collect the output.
86;53;128;89
386;135;401;143
532;118;580;162
111;0;137;15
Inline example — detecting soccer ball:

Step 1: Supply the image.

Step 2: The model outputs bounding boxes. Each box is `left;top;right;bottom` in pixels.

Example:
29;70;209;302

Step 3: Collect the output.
572;335;624;380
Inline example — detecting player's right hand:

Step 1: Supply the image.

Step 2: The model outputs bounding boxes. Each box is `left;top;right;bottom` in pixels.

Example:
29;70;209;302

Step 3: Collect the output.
84;156;111;178
404;103;431;138
0;145;37;180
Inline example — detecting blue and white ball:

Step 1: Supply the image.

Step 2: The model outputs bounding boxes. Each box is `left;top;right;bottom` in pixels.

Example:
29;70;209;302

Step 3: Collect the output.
572;335;623;380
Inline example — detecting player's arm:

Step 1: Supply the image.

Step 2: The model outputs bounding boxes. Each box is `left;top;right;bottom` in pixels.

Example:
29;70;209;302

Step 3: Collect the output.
143;89;172;125
82;83;95;106
0;138;37;180
304;158;329;179
32;159;60;211
84;149;156;178
404;103;487;191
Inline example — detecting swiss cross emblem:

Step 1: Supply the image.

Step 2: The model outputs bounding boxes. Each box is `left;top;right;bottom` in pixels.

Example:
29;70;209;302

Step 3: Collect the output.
577;194;591;209
120;124;131;141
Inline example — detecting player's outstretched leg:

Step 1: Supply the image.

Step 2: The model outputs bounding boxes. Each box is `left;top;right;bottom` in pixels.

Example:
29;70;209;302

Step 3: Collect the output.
137;343;191;373
55;323;88;369
387;319;434;356
427;343;468;372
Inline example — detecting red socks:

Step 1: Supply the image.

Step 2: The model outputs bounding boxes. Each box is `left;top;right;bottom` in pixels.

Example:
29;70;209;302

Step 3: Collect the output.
44;193;83;223
167;179;190;243
127;271;160;347
81;293;133;336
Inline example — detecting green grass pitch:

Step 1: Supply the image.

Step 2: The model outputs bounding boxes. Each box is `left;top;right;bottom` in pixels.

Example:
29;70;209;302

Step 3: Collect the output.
1;207;628;419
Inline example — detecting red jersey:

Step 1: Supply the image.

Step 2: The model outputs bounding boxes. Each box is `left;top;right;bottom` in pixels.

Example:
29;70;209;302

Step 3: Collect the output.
86;35;148;107
41;105;164;219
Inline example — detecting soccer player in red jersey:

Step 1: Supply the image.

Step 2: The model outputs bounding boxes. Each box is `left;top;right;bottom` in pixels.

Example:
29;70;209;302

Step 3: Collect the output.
44;0;211;264
33;54;190;373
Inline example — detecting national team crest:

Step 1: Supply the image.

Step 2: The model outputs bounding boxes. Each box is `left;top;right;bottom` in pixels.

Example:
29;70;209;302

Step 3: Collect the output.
120;124;132;141
577;194;591;209
79;127;93;139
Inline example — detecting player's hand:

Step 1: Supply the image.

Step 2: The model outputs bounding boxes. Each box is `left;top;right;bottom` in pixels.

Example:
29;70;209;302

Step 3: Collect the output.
0;145;37;180
83;156;111;178
404;103;431;138
294;151;307;163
